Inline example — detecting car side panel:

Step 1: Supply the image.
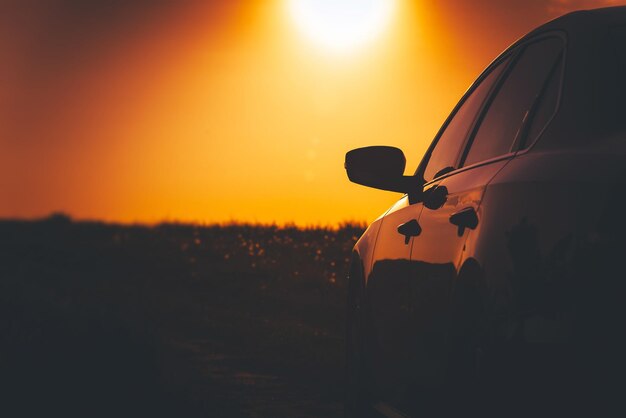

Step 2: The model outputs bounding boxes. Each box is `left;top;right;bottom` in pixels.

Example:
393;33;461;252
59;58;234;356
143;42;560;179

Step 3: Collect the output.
360;196;424;404
459;145;626;411
387;158;511;414
467;149;625;337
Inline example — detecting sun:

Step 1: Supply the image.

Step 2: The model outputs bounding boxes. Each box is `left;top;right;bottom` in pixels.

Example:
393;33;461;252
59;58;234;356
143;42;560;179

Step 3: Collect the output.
288;0;395;53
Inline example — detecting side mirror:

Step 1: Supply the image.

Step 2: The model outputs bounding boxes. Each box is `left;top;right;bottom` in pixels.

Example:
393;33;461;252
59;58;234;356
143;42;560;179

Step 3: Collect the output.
345;146;419;194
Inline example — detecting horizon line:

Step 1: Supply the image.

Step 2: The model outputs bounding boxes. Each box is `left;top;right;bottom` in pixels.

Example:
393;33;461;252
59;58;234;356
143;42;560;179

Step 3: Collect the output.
0;213;368;230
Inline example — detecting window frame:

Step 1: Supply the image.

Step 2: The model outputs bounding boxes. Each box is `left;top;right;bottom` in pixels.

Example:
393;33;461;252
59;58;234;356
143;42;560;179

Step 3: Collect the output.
414;51;518;184
459;33;567;169
415;31;567;187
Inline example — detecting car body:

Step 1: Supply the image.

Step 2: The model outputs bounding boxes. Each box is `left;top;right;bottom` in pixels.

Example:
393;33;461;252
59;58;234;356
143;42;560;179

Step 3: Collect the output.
345;7;626;417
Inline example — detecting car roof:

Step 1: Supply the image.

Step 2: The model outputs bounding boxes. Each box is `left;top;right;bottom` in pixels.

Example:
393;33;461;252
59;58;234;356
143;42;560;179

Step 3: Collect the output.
535;6;626;35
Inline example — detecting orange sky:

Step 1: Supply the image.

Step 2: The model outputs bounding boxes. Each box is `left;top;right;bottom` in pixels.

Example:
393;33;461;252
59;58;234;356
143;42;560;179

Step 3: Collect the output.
1;0;622;225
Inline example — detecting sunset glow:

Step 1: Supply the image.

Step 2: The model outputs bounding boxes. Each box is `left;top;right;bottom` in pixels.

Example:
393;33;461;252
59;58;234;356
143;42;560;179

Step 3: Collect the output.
1;0;618;226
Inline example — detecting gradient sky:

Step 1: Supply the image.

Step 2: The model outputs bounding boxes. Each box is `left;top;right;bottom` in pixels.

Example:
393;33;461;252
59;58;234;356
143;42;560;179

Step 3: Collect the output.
1;0;622;225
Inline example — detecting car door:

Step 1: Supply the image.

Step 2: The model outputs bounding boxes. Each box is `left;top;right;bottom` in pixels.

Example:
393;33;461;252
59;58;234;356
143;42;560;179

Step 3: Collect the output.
365;50;513;408
398;36;566;415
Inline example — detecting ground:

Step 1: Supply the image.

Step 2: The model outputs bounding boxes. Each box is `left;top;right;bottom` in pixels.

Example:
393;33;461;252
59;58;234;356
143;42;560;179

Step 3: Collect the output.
0;216;364;417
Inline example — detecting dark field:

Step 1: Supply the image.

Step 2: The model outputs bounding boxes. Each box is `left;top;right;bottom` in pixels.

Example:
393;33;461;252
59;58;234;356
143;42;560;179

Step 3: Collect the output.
0;216;365;417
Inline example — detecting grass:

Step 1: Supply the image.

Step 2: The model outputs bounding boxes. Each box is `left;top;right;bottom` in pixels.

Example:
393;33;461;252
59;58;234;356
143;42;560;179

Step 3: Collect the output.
0;215;365;417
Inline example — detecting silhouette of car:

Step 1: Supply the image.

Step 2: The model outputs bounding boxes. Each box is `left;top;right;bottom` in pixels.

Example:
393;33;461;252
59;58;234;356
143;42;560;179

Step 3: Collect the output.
344;7;626;417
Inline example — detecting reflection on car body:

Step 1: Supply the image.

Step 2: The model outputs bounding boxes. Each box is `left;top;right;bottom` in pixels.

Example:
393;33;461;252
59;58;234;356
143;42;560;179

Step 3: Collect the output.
344;7;626;417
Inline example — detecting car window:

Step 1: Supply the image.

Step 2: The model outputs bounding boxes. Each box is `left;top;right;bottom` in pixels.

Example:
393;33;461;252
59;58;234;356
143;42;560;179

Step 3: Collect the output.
463;38;564;167
422;56;510;182
524;54;563;147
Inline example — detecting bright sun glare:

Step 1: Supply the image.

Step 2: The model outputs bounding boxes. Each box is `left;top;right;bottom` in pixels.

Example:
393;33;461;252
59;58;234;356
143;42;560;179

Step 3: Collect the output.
288;0;395;53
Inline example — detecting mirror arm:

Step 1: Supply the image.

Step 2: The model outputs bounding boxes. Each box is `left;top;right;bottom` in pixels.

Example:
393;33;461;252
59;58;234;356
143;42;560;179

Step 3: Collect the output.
403;176;425;205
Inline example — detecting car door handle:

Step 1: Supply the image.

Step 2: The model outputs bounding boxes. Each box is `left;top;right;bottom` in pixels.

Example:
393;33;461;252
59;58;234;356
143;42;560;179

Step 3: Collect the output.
449;207;478;236
397;219;421;244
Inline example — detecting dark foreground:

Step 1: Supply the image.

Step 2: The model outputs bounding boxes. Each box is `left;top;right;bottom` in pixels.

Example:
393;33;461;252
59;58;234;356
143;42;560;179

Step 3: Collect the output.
0;216;364;417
